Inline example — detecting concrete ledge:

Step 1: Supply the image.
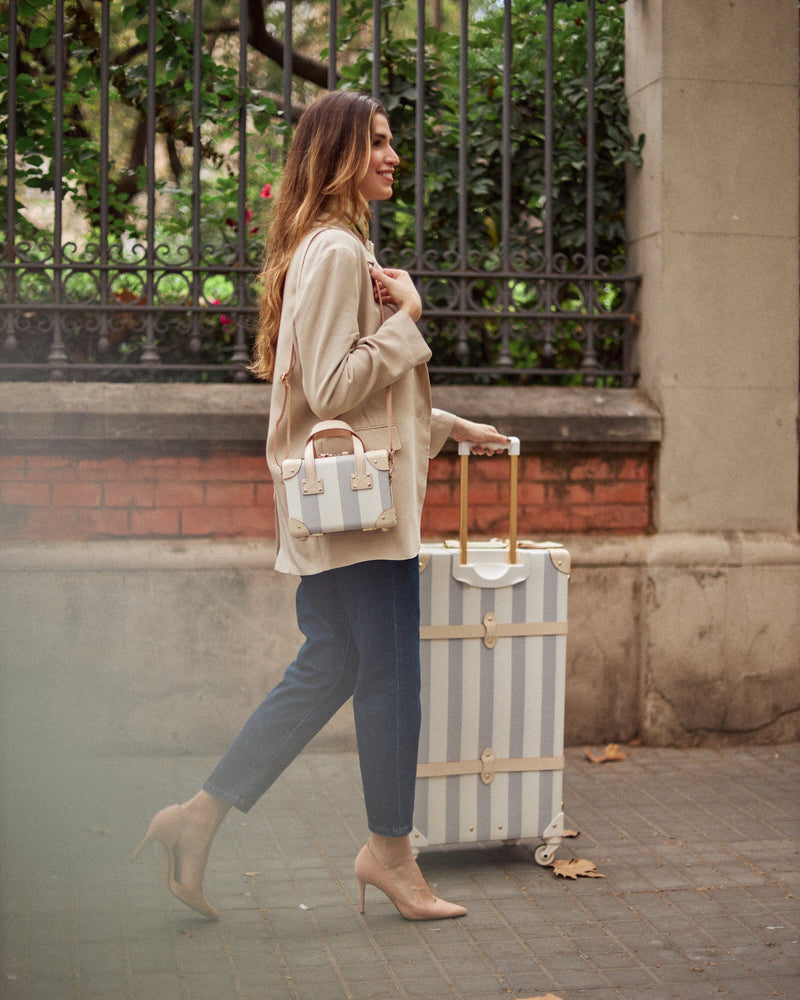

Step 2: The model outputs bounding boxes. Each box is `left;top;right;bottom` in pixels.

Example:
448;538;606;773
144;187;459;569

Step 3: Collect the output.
2;533;797;754
562;531;800;568
3;531;798;572
0;538;282;572
0;383;271;453
0;382;662;453
432;386;662;447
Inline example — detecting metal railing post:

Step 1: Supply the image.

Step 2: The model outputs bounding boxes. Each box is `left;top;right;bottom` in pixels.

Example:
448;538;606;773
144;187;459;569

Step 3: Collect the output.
48;0;68;378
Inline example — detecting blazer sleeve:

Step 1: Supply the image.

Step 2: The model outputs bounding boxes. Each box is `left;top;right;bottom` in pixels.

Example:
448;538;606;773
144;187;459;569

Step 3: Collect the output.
293;237;432;420
429;407;455;457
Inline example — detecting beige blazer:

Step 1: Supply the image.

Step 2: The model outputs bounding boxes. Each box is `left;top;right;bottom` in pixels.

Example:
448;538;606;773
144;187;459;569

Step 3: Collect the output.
266;223;455;576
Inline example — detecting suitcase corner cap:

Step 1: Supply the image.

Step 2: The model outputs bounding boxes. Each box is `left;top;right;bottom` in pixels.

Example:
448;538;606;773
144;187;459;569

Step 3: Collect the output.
548;548;571;575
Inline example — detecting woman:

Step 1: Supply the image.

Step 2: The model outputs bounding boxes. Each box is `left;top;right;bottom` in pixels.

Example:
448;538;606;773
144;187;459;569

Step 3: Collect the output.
131;90;508;922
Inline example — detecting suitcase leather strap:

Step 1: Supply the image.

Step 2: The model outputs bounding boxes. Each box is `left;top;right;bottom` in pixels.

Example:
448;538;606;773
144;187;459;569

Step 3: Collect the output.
420;612;567;649
417;751;565;785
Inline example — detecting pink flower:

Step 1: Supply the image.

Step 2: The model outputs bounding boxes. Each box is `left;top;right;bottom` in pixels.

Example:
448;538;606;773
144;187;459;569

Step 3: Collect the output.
260;183;273;199
211;299;232;326
226;208;259;235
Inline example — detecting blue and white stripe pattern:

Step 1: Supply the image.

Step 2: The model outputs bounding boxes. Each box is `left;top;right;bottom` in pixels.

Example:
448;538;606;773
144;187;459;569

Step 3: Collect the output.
282;450;395;538
414;543;568;848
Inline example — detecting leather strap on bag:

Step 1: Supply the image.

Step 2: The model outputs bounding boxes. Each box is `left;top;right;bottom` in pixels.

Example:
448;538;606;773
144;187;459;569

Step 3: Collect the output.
273;263;394;468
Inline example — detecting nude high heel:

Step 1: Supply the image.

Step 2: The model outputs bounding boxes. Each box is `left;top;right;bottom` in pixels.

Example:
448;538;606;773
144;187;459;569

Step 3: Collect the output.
354;842;467;920
130;804;220;921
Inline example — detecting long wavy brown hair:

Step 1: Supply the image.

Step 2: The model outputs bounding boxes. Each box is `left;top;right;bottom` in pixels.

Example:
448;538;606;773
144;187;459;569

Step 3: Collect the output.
249;90;386;381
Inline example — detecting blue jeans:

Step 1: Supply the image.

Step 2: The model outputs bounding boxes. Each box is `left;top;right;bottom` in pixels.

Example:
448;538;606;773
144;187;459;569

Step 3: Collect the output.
203;557;421;837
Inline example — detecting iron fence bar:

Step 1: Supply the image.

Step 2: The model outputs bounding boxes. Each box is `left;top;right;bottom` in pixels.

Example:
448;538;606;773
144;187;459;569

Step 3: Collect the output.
48;0;67;377
414;0;426;269
0;303;259;316
4;362;635;377
585;0;596;278
231;0;251;379
456;0;469;364
542;0;556;364
328;1;338;89
140;0;160;365
190;0;203;355
5;260;260;280
419;365;636;380
412;267;637;281
4;0;18;355
1;363;260;375
581;0;599;382
97;0;111;356
496;0;513;369
0;299;632;319
372;0;382;100
370;0;382;249
418;312;635;323
283;0;293;130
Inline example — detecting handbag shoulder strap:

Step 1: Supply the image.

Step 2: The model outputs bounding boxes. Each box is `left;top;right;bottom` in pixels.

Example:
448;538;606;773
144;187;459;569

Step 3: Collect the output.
273;253;394;466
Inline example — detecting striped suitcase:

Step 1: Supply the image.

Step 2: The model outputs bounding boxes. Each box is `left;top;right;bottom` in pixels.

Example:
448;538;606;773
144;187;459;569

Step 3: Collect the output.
413;438;569;865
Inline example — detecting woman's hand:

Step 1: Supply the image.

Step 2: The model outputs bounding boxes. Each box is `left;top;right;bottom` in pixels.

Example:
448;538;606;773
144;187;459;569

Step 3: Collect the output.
370;266;422;323
449;416;510;456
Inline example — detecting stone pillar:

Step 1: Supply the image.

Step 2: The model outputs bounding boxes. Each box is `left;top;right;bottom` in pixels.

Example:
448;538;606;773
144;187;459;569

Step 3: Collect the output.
625;0;799;532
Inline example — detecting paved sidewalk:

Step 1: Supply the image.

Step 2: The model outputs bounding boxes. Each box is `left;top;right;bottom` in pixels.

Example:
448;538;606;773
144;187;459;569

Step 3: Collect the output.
1;744;798;1000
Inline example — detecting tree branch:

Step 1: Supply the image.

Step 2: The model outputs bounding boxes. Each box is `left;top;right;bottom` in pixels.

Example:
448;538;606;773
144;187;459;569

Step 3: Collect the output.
246;0;332;89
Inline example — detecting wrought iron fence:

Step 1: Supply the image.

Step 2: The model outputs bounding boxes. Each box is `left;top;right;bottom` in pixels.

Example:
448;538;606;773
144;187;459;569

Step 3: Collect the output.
1;0;641;384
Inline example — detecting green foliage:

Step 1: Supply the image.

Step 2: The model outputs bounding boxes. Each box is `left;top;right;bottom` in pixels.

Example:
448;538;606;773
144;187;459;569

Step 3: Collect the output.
340;0;643;379
1;0;277;236
1;0;278;376
1;0;641;382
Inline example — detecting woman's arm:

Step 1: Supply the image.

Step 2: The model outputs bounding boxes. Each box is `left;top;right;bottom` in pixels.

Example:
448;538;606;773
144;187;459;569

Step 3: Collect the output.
293;239;431;419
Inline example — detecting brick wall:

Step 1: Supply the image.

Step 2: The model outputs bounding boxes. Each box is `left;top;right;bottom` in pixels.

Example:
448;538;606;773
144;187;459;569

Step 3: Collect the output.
0;448;652;543
427;451;652;536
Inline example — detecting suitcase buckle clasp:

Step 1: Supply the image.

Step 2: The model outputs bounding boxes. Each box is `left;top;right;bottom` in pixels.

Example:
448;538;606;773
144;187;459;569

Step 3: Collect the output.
482;611;498;649
480;747;496;784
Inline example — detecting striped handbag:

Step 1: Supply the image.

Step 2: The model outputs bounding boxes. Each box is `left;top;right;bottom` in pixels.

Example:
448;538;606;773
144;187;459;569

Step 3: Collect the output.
280;418;397;539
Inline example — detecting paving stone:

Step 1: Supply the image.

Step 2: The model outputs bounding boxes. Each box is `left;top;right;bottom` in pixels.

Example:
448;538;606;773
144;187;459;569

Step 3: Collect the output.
2;746;799;1000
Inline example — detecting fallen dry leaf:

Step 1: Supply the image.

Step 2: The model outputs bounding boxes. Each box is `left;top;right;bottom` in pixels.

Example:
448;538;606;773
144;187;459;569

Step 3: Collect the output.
584;743;625;764
563;828;580;838
550;858;606;879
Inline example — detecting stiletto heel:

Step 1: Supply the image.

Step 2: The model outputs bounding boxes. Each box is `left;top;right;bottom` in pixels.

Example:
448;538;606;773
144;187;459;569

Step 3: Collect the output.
131;804;219;921
354;843;467;920
358;878;367;914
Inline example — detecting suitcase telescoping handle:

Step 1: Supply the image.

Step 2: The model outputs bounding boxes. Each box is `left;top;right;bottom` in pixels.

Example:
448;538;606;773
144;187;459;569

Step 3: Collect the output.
457;436;521;566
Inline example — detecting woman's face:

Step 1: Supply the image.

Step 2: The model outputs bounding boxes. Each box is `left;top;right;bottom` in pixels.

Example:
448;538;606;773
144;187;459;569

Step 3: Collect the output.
358;114;400;202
